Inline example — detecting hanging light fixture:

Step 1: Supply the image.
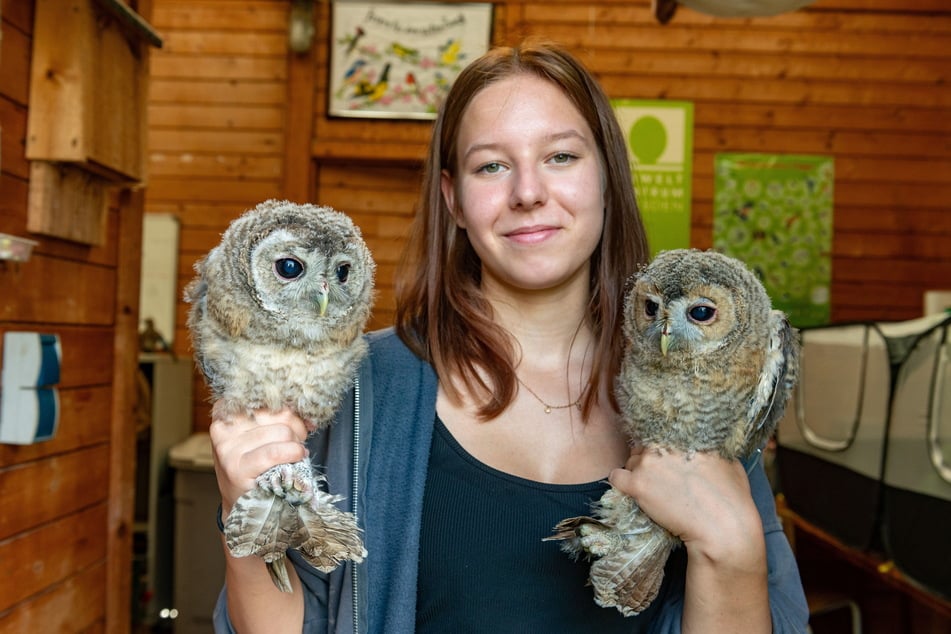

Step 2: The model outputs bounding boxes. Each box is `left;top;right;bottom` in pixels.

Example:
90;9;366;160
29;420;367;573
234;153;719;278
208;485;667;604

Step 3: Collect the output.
652;0;816;24
289;0;316;53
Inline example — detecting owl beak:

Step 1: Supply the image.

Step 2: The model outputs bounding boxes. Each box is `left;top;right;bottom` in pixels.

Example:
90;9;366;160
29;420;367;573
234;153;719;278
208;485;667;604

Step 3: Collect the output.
660;322;671;357
317;289;329;317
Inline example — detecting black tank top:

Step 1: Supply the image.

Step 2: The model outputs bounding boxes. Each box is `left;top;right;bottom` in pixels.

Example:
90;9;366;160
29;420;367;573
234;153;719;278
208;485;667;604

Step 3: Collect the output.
416;417;664;633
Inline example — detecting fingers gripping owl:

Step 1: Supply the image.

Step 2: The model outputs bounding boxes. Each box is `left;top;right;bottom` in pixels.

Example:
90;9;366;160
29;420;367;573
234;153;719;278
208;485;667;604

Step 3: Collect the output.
185;200;375;592
548;249;800;615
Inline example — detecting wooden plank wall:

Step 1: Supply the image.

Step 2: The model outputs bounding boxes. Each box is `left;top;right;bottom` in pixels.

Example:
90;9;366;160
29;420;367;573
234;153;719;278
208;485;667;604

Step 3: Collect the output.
145;0;949;432
0;1;144;632
147;1;292;429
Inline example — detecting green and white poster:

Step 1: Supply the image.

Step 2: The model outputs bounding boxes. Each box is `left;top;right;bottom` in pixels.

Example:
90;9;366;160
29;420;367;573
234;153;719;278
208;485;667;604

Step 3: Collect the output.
613;100;694;257
713;153;834;327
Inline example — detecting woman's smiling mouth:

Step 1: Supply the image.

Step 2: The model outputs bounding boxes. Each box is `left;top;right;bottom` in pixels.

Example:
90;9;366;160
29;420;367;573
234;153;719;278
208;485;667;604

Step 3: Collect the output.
506;224;559;244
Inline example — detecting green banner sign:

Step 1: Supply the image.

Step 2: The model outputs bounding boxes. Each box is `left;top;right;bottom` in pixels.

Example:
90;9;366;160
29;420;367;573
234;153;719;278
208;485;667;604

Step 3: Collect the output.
613;100;694;257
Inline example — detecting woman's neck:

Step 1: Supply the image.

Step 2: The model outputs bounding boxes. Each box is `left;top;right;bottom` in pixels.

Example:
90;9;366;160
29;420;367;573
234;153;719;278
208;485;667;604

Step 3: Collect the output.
482;275;593;374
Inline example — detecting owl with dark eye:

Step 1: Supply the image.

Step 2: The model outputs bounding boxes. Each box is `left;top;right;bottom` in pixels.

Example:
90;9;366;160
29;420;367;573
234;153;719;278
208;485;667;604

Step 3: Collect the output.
184;200;375;592
548;248;799;615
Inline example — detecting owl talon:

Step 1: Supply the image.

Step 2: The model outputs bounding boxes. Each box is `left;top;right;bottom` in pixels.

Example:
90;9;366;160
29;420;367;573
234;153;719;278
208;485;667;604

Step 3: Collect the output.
578;523;606;538
257;461;316;506
578;526;624;557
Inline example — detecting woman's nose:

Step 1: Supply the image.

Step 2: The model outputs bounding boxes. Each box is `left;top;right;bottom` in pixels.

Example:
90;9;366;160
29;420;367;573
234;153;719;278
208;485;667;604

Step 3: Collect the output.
509;167;547;210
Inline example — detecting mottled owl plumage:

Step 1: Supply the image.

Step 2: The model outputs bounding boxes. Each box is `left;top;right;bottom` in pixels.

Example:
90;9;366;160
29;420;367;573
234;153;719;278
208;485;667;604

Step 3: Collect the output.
184;199;375;592
549;248;799;615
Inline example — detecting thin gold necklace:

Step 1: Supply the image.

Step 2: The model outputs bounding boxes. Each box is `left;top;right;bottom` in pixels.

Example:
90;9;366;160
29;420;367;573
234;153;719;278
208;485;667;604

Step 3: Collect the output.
516;376;582;414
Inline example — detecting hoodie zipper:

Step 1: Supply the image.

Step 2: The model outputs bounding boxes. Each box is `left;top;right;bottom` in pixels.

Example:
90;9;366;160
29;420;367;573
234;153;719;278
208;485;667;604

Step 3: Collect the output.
351;375;361;633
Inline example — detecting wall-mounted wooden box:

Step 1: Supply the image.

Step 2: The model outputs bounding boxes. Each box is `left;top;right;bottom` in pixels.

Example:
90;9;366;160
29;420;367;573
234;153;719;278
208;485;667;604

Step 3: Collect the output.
25;0;161;245
26;0;152;182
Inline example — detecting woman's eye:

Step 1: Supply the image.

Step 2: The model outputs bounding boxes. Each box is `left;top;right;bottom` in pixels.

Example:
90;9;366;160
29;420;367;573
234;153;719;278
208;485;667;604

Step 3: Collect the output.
551;152;576;164
275;258;304;280
645;300;659;318
689;305;716;322
478;162;503;174
336;263;351;284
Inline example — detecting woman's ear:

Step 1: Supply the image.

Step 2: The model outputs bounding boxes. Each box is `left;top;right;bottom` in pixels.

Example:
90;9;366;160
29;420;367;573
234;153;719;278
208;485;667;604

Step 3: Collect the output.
440;169;465;229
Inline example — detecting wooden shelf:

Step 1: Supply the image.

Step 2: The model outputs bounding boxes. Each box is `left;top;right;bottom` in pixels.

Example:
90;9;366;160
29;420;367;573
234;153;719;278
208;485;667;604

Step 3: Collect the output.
312;139;427;164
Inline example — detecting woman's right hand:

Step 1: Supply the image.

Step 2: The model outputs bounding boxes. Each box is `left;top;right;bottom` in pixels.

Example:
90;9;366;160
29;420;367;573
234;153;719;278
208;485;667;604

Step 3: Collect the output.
209;405;310;630
208;405;311;517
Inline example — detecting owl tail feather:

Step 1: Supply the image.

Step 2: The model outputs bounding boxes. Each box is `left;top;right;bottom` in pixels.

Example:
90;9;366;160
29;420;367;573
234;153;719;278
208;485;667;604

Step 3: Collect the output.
296;489;367;573
588;523;678;616
266;557;293;593
547;486;679;616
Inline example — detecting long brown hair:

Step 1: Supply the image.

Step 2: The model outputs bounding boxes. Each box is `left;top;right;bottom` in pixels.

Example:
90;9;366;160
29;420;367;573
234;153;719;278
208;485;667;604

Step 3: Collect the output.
395;39;649;420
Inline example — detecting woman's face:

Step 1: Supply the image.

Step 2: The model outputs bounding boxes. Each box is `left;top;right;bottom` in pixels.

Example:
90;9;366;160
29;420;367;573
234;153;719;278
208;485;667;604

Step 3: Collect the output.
442;73;605;295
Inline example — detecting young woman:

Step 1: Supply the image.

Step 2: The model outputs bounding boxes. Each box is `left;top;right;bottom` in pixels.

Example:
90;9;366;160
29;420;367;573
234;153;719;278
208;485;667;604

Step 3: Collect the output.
210;40;808;633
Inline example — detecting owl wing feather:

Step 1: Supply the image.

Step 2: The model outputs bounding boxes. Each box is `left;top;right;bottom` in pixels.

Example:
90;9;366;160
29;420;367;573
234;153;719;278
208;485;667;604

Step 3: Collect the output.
224;488;304;560
744;310;799;453
223;488;305;592
224;466;366;589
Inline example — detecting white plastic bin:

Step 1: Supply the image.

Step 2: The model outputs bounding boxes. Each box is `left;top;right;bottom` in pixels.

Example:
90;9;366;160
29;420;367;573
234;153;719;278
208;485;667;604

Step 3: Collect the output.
776;322;892;550
776;313;951;557
881;316;951;599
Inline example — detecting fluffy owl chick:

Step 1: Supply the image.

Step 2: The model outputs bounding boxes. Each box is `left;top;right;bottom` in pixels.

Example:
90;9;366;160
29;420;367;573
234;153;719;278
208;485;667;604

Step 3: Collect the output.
548;248;799;615
184;200;375;592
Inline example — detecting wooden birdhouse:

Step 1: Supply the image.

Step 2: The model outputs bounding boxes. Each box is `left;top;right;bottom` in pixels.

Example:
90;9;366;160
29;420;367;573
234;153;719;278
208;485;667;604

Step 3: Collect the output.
25;0;161;246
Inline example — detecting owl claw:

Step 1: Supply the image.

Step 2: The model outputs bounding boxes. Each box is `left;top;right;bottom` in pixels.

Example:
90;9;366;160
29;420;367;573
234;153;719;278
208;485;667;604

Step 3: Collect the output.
578;524;625;557
256;460;315;506
578;523;601;536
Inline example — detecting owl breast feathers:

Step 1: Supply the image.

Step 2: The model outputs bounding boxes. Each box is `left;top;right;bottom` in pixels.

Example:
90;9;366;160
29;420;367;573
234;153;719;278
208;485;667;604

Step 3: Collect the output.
184;199;376;426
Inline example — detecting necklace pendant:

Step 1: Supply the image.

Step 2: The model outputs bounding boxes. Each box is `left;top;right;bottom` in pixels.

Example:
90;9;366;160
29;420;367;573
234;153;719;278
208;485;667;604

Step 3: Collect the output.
544;406;552;414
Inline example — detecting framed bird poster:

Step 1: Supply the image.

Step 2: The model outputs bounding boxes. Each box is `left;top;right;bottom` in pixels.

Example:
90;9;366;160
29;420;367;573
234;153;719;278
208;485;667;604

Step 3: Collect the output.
328;1;493;120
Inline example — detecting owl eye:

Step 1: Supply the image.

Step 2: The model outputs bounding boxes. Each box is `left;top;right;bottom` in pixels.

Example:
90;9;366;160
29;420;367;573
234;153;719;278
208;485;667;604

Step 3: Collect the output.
335;263;351;284
688;304;717;323
274;258;304;280
644;299;659;318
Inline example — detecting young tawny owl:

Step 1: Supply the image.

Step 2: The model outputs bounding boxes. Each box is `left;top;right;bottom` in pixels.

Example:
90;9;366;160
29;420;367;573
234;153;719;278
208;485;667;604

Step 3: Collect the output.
548;248;799;615
184;200;375;592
